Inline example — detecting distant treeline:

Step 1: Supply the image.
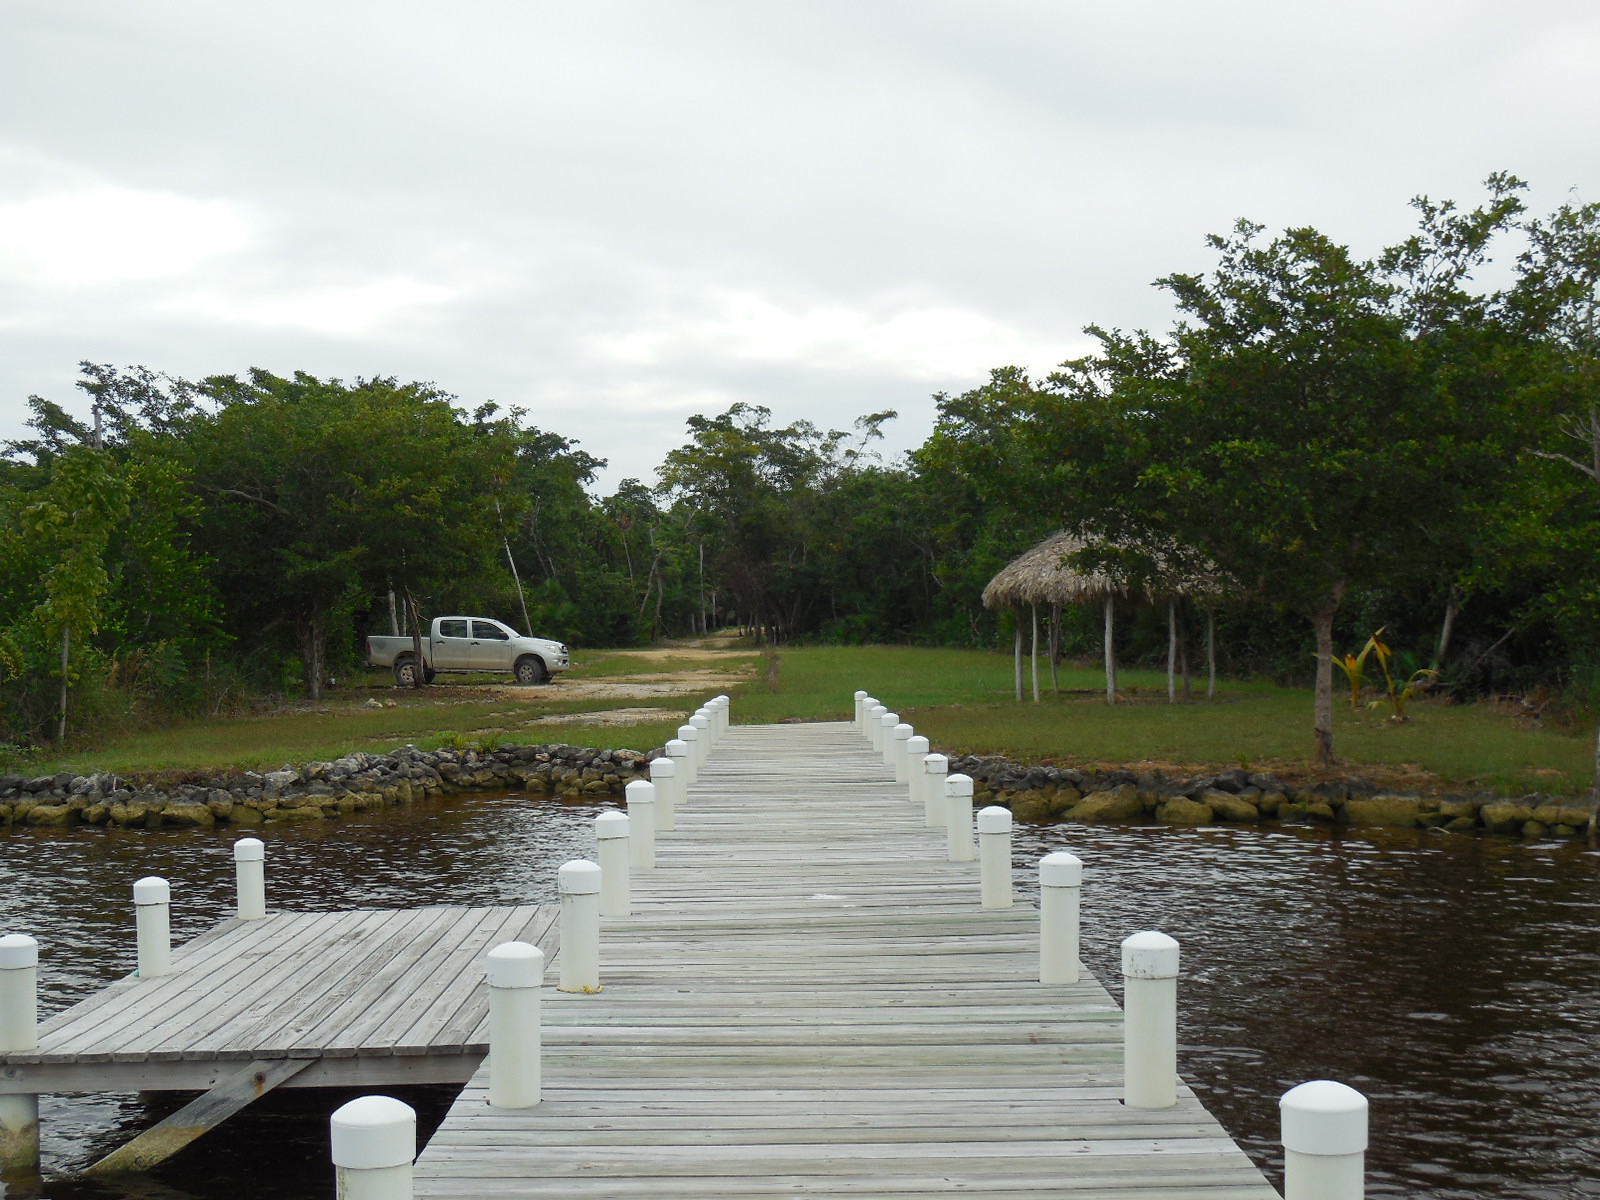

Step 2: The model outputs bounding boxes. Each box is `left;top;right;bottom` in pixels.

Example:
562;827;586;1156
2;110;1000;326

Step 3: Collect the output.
2;173;1598;762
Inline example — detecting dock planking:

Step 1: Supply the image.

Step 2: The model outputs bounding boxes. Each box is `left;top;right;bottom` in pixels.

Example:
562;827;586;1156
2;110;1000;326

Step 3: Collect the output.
414;722;1282;1198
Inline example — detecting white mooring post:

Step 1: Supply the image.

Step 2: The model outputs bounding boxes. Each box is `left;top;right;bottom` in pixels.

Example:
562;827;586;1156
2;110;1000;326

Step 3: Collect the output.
330;1095;415;1200
859;697;878;736
867;704;887;749
714;694;730;735
905;736;929;805
649;755;679;832
625;779;657;870
557;860;602;993
923;753;948;828
0;934;40;1174
977;806;1013;908
664;739;690;817
234;837;266;921
891;723;914;782
877;712;899;767
690;712;712;763
1281;1080;1368;1200
676;725;700;785
853;689;868;728
1038;851;1083;985
133;876;172;979
944;773;975;862
487;941;544;1108
594;812;631;918
1121;931;1179;1109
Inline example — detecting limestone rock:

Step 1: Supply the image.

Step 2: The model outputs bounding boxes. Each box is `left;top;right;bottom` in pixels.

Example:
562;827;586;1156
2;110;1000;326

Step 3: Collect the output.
1069;784;1142;823
1156;797;1213;825
1480;800;1534;834
1344;795;1422;828
1201;789;1260;821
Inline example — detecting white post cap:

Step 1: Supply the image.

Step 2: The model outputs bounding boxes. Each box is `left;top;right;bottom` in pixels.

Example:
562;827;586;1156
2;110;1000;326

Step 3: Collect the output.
690;715;710;731
133;876;171;905
626;778;657;800
558;859;602;896
892;723;912;741
868;704;886;718
976;805;1012;834
650;756;678;777
330;1095;416;1170
924;753;948;774
906;735;929;756
880;711;899;726
1121;930;1180;979
854;690;868;701
0;933;39;969
1281;1080;1369;1156
595;811;630;839
486;940;545;988
713;694;729;704
677;725;698;742
1040;850;1084;887
233;837;265;862
945;773;973;796
664;739;689;759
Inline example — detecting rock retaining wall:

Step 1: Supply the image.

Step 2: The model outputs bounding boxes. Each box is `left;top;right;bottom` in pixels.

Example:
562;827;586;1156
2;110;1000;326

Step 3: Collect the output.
949;755;1599;838
0;743;652;829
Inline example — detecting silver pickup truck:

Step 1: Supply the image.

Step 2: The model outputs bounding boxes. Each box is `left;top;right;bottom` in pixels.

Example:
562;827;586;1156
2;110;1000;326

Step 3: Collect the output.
366;616;571;686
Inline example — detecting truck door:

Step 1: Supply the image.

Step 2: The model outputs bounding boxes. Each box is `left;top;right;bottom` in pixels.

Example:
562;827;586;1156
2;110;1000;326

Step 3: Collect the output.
433;618;473;669
469;619;514;671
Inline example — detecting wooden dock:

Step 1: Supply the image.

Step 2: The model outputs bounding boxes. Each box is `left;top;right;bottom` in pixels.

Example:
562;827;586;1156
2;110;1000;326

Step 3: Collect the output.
414;722;1281;1198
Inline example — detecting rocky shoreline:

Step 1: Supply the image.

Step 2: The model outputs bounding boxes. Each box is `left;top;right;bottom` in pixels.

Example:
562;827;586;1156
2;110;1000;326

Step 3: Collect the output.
950;754;1599;838
0;743;652;829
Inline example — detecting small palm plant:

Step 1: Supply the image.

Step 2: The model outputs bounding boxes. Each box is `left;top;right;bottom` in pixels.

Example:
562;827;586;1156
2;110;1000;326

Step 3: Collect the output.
1366;630;1437;723
1331;630;1383;710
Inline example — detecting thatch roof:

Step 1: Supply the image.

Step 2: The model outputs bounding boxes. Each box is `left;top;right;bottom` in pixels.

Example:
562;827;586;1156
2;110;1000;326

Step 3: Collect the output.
981;532;1228;609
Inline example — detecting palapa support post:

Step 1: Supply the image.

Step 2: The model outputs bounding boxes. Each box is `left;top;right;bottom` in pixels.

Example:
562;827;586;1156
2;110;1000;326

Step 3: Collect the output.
877;712;899;768
944;773;975;862
0;934;39;1174
487;941;544;1108
1039;851;1083;985
594;812;631;918
133;876;172;979
891;723;913;783
923;753;948;829
976;806;1013;908
676;725;700;785
557;860;602;993
625;779;657;870
330;1095;415;1200
853;689;868;729
1280;1080;1368;1200
905;735;929;806
1121;931;1179;1109
866;704;887;750
234;837;266;921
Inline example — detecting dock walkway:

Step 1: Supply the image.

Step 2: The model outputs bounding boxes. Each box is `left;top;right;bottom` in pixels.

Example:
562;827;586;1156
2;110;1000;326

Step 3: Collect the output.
415;722;1280;1198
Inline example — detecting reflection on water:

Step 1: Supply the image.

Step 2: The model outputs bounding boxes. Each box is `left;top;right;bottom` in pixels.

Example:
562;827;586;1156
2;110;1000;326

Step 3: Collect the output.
3;794;1598;1199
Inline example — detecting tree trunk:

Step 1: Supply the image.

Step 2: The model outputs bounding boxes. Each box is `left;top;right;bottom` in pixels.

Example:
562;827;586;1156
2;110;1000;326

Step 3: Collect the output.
57;626;69;743
1589;719;1599;842
1048;602;1060;695
1030;604;1039;703
1166;600;1177;704
387;586;399;637
297;610;325;702
1013;613;1023;702
1432;592;1458;673
1206;609;1216;699
1103;595;1117;706
405;588;426;690
1310;587;1346;767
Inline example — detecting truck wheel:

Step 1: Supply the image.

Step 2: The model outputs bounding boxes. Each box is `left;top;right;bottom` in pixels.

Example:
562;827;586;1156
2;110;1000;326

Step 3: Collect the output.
515;656;548;685
394;656;422;687
424;667;437;684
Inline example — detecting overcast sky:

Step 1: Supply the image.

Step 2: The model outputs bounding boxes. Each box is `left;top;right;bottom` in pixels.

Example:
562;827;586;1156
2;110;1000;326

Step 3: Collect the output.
3;1;1597;491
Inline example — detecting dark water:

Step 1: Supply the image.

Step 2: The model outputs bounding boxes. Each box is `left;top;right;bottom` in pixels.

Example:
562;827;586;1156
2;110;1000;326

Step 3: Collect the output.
2;796;1598;1199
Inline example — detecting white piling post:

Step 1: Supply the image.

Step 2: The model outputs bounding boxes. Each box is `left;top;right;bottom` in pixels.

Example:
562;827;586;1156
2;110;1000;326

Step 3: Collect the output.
594;812;631;918
977;806;1013;908
877;712;899;768
689;713;712;763
557;860;602;992
330;1095;415;1200
853;689;868;729
867;704;887;749
1281;1080;1368;1200
891;723;914;782
134;876;172;979
234;837;266;921
486;941;544;1108
944;773;974;862
664;740;690;822
860;697;878;735
676;725;699;785
905;735;929;805
1039;851;1083;985
714;694;730;735
923;753;948;828
0;934;39;1174
625;779;657;870
1121;931;1179;1109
